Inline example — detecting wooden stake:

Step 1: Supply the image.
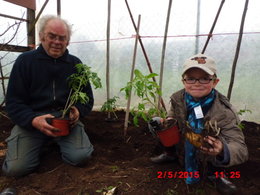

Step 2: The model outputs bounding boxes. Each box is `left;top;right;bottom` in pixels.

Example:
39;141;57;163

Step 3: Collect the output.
124;15;141;136
158;0;172;110
201;0;225;54
227;0;249;100
106;0;111;119
57;0;61;16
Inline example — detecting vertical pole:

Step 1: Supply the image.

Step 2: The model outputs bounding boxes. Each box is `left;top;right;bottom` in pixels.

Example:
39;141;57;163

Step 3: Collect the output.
106;0;111;119
27;0;49;40
227;0;249;100
124;15;141;136
27;8;35;49
57;0;61;16
195;0;201;54
201;0;225;54
158;0;172;110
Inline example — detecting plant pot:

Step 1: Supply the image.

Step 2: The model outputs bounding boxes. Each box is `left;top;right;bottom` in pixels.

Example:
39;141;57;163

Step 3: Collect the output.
156;125;180;147
51;118;70;136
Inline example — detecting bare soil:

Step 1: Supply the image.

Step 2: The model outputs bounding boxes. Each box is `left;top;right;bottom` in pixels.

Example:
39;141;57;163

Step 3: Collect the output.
0;110;259;195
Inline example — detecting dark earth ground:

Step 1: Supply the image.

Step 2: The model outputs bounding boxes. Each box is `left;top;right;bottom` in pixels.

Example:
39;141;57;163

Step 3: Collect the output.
0;110;259;195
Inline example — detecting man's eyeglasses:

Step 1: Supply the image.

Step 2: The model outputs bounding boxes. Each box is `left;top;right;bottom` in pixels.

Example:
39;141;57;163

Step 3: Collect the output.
45;32;67;42
182;77;214;84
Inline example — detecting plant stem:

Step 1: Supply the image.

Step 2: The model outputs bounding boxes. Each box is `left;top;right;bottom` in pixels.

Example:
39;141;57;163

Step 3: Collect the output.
62;89;73;118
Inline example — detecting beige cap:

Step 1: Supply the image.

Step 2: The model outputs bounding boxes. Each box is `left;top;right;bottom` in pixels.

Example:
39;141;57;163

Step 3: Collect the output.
182;53;217;76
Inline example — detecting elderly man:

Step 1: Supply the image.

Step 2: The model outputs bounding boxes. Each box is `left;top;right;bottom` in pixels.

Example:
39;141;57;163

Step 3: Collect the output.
3;15;94;177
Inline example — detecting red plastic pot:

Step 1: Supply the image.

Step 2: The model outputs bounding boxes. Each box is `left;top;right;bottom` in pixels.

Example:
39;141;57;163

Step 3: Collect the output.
156;125;180;147
51;118;70;136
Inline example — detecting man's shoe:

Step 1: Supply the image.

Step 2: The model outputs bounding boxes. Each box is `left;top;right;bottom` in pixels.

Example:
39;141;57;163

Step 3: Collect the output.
0;188;17;195
208;175;237;195
150;153;176;164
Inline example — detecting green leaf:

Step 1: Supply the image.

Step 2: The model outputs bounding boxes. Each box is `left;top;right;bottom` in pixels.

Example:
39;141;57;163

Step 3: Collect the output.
141;111;148;122
138;103;145;110
146;72;158;79
133;115;139;127
134;69;143;78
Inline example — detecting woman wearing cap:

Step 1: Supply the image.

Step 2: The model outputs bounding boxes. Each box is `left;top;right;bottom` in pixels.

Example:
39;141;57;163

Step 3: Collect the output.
150;53;248;194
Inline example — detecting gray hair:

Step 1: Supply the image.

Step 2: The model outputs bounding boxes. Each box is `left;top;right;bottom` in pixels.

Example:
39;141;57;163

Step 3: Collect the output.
38;15;72;40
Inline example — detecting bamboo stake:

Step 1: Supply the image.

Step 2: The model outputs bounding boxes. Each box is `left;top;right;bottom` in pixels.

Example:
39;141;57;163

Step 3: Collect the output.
227;0;249;100
124;0;166;111
106;0;111;119
201;0;225;54
124;15;141;136
158;0;172;110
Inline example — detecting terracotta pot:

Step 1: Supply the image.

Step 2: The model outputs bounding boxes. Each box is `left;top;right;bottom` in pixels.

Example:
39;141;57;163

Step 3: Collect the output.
51;118;70;136
156;125;180;147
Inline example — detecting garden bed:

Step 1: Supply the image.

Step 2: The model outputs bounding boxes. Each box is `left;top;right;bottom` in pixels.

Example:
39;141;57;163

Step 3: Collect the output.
0;110;259;194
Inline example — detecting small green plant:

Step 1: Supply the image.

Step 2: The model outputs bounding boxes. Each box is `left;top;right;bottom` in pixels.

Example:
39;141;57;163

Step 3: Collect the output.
237;107;252;130
101;96;119;119
62;63;102;118
96;185;116;193
120;69;166;126
110;165;119;173
237;107;252;116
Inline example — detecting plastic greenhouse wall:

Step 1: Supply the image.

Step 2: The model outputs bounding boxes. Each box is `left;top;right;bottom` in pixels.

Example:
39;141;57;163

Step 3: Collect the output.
0;0;259;123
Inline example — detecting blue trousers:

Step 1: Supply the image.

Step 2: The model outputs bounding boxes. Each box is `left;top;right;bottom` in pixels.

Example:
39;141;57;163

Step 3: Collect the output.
2;121;93;177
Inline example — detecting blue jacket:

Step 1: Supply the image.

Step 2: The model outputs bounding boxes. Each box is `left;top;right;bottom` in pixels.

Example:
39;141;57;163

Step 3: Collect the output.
6;44;94;130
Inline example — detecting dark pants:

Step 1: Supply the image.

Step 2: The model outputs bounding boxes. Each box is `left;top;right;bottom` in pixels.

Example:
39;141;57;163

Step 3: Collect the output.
2;121;93;177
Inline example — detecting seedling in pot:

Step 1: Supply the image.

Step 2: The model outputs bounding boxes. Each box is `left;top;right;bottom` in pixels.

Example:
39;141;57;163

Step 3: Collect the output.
121;69;180;146
62;63;102;118
52;63;102;136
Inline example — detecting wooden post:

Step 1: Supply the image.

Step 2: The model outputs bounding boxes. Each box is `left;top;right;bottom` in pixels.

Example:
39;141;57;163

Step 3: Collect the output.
158;0;172;110
106;0;111;119
124;15;141;136
195;0;201;54
27;0;49;43
57;0;61;16
27;8;35;49
201;0;225;54
227;0;249;100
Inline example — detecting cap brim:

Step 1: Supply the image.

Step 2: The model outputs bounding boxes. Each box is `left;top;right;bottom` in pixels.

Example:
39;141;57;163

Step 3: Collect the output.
182;65;215;76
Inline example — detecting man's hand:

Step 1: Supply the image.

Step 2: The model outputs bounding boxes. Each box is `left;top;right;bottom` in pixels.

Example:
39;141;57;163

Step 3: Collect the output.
200;135;223;156
69;106;79;126
32;114;59;137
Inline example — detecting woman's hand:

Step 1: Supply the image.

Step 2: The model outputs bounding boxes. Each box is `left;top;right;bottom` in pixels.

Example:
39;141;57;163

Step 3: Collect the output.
200;135;223;156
